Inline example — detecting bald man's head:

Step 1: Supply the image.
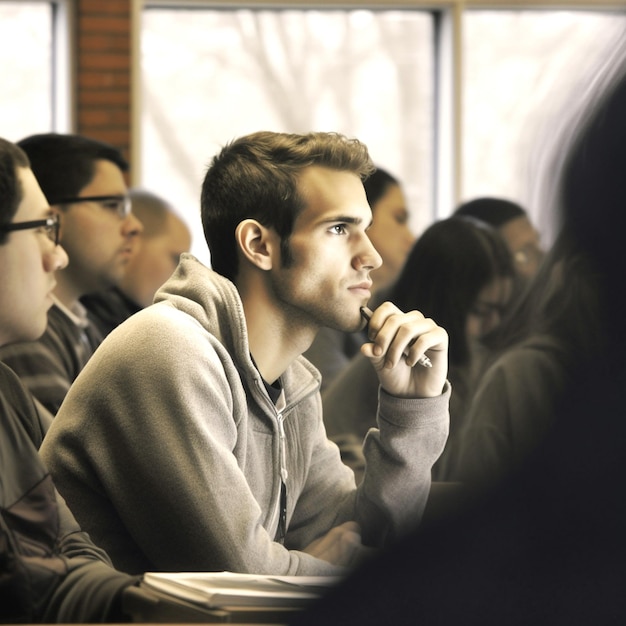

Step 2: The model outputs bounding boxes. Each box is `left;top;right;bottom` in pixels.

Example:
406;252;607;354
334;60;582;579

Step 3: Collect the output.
121;189;192;307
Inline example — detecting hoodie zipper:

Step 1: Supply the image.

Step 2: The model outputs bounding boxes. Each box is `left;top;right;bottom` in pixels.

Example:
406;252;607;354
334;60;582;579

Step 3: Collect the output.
276;407;288;543
255;379;288;543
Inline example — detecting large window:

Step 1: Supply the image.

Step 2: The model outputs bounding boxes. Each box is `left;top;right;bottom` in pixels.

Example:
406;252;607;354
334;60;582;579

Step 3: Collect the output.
0;1;54;140
141;7;434;265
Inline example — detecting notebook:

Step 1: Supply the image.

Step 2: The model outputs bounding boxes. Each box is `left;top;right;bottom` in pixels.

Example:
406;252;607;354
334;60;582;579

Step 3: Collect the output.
123;571;342;623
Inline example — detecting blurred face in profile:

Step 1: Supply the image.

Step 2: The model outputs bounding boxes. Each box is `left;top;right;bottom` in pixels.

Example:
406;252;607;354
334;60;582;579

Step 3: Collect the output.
367;183;415;293
499;215;544;280
120;211;191;307
466;275;513;341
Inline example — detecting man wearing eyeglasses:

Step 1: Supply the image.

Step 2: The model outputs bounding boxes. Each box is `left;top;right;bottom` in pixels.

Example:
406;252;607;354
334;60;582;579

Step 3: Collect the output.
0;137;138;621
453;197;545;285
0;133;143;417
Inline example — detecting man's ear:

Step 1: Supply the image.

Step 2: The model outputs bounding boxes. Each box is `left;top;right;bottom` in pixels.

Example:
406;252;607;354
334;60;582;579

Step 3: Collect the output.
235;219;276;271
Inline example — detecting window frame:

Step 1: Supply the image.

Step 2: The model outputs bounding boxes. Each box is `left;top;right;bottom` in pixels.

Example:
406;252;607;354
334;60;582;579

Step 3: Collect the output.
137;0;626;221
0;0;74;133
52;0;74;132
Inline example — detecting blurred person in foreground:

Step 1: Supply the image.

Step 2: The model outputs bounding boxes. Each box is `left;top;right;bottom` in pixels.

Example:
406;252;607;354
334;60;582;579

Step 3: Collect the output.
0;137;137;622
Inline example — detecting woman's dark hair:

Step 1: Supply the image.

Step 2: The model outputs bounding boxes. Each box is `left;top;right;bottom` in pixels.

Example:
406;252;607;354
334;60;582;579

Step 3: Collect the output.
557;53;626;370
0;138;30;245
485;54;626;368
390;216;514;366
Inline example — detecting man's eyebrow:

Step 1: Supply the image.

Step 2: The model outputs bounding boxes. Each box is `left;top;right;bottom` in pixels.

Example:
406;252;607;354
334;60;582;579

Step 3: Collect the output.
320;215;373;228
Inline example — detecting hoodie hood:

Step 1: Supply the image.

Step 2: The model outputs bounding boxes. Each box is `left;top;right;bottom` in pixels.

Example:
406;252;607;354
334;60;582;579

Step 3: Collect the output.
153;253;321;401
154;253;250;367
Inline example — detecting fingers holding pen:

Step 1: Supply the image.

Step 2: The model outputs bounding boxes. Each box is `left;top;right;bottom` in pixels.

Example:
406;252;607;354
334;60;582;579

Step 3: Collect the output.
361;303;447;368
360;303;448;398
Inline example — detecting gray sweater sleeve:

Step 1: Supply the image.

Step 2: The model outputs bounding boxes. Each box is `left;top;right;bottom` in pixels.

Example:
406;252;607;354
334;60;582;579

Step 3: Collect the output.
357;384;451;546
281;381;450;564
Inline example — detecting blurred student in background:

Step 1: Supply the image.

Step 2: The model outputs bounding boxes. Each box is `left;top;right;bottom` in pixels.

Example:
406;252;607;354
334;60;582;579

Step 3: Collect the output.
305;166;415;389
0;137;137;622
323;215;514;482
0;133;142;416
455;196;544;284
83;187;191;337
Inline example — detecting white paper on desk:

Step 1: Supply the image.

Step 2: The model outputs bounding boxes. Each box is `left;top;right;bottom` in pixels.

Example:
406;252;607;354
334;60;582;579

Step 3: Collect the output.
141;571;343;608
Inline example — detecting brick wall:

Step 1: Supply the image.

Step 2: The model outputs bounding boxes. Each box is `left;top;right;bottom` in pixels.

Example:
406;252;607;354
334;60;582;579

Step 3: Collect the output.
75;0;132;170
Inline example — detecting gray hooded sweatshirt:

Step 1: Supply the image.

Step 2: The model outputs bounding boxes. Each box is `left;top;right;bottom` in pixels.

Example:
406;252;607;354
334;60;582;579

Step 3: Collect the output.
41;254;449;576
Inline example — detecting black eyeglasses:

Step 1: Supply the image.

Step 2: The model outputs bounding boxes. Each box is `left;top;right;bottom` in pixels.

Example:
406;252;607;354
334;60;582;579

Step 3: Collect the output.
1;213;61;246
53;195;131;218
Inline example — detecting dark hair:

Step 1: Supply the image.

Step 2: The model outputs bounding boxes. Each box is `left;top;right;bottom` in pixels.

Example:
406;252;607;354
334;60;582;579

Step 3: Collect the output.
454;197;527;228
556;58;626;370
0;138;30;245
558;66;626;299
16;133;128;206
484;59;626;368
201;131;375;281
390;216;514;366
363;166;399;209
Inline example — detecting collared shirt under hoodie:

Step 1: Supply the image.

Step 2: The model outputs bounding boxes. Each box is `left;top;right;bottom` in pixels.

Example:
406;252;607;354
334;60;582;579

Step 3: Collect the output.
0;296;103;415
81;286;143;338
41;253;450;576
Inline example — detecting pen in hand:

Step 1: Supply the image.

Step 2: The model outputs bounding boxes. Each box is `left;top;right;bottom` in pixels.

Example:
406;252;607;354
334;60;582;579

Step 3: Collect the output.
360;306;433;369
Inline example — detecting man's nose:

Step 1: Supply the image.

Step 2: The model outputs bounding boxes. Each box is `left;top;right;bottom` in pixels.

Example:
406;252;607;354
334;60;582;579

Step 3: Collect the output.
353;235;383;271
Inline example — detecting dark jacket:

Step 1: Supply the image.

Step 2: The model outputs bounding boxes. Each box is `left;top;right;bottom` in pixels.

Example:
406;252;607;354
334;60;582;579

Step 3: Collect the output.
0;362;135;623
